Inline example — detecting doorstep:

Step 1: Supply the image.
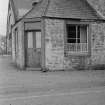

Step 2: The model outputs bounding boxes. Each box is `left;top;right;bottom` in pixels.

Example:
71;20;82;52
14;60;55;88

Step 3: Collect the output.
26;67;42;71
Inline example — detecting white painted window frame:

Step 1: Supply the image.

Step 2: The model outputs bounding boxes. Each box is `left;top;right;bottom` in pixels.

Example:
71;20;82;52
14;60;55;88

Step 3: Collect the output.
65;24;89;54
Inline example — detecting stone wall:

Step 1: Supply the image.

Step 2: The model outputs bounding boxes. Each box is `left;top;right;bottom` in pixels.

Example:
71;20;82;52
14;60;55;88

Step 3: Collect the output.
91;23;105;65
63;55;90;70
12;28;15;63
12;21;25;69
7;1;16;54
11;19;105;70
44;19;90;70
45;19;64;70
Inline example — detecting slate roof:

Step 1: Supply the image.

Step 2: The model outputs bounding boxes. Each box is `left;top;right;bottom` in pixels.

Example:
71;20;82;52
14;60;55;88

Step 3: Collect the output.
23;0;49;18
46;0;102;19
12;0;105;20
12;0;33;18
24;0;105;20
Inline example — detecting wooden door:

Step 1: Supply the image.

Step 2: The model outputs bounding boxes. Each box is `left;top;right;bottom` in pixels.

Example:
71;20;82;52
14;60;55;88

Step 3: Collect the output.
26;31;41;68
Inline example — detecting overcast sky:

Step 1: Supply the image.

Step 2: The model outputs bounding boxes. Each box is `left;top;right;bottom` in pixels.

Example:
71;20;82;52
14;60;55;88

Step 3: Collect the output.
0;0;9;36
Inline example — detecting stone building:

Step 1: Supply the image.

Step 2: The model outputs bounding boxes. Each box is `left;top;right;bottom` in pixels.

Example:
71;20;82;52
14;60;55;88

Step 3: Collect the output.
6;0;105;70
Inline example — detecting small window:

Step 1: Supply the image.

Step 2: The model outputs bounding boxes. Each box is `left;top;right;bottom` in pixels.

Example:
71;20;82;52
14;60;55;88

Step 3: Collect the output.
15;28;18;53
65;24;88;53
36;32;41;49
27;31;41;49
27;32;33;48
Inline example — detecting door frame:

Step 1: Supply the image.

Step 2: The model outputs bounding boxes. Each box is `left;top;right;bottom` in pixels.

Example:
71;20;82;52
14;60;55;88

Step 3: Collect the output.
24;30;42;69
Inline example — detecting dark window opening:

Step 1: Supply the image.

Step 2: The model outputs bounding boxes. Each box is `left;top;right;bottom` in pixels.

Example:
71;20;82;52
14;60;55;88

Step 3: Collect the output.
66;25;87;43
66;24;88;53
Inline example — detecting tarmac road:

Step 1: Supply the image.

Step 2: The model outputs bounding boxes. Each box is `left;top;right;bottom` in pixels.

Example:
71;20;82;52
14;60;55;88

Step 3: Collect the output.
0;86;105;105
0;55;105;105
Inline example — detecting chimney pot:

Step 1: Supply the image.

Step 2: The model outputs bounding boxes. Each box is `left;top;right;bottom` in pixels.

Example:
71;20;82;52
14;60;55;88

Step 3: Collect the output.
32;0;40;7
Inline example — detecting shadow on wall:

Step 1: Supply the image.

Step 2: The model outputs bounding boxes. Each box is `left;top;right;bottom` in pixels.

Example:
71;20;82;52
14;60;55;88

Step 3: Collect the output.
74;64;105;70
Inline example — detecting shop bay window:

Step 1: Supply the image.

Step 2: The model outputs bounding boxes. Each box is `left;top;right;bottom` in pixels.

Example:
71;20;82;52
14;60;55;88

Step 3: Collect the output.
65;24;88;53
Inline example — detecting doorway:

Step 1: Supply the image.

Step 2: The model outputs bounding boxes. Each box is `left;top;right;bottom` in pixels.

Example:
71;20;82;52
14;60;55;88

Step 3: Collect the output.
25;31;41;68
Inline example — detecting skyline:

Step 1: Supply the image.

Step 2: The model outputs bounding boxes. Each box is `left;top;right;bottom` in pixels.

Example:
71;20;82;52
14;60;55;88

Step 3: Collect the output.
0;0;9;36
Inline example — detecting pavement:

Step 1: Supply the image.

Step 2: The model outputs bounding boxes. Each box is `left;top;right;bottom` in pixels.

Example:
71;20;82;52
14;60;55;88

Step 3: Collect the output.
0;55;105;105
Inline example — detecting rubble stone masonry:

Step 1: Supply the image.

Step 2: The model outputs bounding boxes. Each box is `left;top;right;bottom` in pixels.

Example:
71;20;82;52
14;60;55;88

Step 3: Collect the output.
45;19;64;70
91;23;105;65
12;21;25;69
45;19;105;70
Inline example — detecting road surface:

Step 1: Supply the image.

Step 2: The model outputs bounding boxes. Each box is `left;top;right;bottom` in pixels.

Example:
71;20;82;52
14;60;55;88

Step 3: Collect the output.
0;55;105;105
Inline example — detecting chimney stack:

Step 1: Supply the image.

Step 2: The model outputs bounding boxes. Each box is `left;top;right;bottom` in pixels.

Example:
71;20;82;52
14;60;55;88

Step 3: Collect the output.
32;0;40;7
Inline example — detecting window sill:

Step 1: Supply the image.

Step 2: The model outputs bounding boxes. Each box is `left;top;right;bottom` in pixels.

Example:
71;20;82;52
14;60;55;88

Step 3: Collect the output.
65;51;90;56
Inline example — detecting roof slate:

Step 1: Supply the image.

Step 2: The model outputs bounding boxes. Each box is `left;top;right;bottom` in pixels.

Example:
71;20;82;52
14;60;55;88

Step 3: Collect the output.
12;0;105;20
45;0;102;19
13;0;32;10
24;0;49;18
12;0;33;18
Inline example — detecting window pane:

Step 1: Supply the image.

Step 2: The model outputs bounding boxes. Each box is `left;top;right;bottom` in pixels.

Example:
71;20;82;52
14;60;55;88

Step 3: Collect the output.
65;24;88;53
67;25;76;38
67;39;76;43
80;25;87;43
36;32;41;48
77;26;80;38
77;39;80;43
28;32;33;48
